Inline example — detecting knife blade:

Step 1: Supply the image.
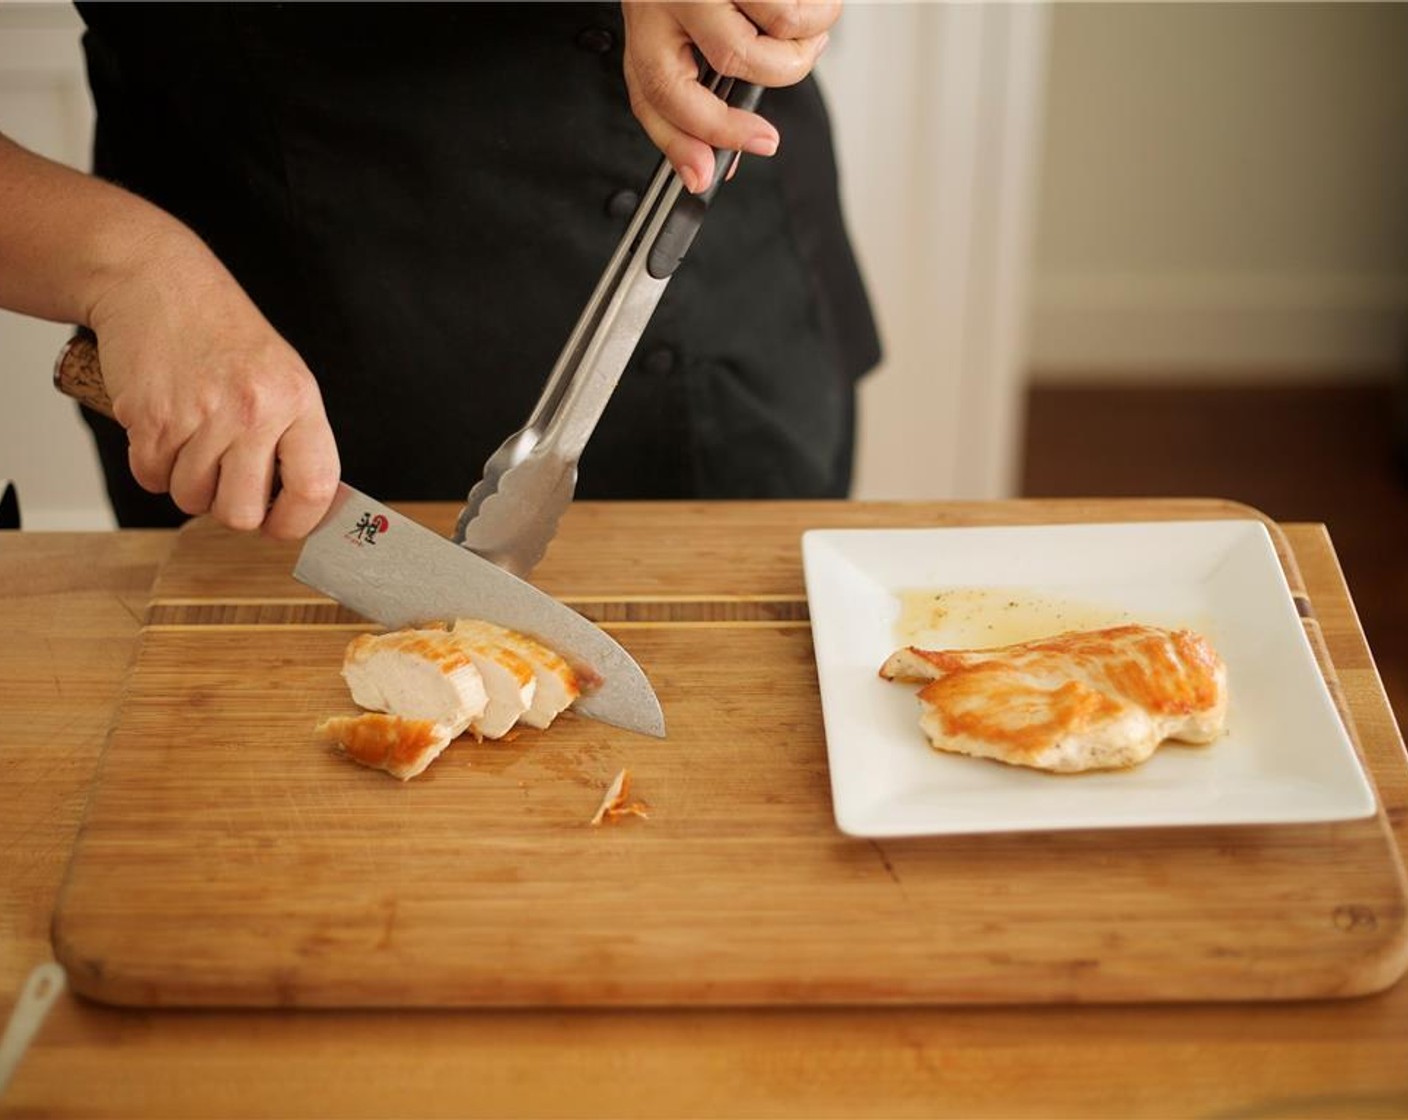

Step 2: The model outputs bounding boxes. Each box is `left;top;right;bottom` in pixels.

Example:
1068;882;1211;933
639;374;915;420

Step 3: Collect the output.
51;341;666;738
293;484;664;737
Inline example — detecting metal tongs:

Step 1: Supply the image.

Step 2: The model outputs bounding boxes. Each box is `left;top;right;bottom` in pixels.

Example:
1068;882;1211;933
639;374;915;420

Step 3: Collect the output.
451;71;764;578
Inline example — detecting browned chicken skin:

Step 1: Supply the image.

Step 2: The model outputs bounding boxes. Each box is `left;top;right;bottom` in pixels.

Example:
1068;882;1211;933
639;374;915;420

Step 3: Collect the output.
316;713;456;781
880;624;1228;773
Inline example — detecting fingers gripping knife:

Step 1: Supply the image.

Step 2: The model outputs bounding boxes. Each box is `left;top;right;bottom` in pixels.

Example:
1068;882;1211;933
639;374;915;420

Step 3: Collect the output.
54;72;763;739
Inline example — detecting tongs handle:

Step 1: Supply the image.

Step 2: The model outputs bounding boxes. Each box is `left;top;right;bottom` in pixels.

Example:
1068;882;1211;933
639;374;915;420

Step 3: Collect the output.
544;70;765;453
648;75;764;279
452;73;765;573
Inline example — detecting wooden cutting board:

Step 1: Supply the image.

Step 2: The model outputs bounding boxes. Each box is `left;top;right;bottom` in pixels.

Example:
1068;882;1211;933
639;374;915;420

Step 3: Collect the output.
52;499;1408;1007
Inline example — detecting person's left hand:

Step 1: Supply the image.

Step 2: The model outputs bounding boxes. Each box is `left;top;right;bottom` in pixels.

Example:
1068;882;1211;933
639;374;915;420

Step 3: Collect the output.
621;1;839;193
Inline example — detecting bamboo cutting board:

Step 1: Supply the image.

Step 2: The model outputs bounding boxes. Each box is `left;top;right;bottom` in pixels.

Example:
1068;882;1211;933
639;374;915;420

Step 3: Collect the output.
52;499;1408;1007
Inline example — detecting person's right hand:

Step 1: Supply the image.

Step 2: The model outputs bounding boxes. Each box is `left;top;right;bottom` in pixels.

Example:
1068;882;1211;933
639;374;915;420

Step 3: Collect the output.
88;229;340;540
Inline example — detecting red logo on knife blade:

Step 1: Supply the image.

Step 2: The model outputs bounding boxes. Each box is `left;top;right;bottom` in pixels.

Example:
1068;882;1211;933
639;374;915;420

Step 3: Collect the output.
347;512;389;545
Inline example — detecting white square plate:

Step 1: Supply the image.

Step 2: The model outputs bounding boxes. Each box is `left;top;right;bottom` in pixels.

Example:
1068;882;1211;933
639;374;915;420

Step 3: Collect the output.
801;520;1376;837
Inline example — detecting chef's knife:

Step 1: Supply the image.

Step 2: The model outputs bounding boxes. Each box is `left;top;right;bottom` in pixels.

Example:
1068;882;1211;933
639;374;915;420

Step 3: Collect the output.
55;70;765;739
294;482;663;736
51;334;666;737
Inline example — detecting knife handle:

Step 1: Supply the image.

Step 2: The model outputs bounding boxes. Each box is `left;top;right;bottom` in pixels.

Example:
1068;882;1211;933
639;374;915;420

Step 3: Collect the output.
54;327;115;420
53;327;289;504
646;76;765;280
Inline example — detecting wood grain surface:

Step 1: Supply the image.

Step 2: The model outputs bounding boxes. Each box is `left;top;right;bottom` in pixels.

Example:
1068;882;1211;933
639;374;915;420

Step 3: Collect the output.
50;329;112;420
44;499;1408;1009
2;510;1407;1117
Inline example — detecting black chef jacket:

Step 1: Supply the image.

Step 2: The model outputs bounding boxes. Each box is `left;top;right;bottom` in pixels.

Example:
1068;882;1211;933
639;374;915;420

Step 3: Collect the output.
74;2;881;527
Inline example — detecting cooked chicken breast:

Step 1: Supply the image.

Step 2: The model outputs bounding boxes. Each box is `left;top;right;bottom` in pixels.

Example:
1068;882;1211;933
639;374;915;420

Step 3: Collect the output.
450;635;537;740
316;713;457;781
323;620;583;779
452;619;580;729
879;624;1228;773
342;629;488;736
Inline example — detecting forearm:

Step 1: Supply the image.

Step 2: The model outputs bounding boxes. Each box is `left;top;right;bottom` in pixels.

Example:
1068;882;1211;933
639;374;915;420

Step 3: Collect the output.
0;131;338;538
0;131;202;328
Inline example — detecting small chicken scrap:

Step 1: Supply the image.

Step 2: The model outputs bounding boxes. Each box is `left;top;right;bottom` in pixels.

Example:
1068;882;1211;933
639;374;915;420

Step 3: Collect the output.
590;768;650;826
879;624;1228;773
317;620;582;780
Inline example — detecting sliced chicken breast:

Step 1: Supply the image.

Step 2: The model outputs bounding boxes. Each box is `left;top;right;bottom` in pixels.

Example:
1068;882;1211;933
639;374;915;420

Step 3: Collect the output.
323;620;582;779
452;619;580;730
449;634;537;740
879;624;1228;773
342;629;488;736
316;713;457;781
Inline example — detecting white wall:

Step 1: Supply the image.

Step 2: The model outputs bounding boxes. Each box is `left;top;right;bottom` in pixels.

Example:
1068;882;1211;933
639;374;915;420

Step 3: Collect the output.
823;3;1048;500
0;3;112;528
1031;1;1408;380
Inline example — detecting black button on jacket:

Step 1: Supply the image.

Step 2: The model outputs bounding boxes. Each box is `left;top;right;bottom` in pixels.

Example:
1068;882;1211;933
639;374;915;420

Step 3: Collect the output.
75;2;881;526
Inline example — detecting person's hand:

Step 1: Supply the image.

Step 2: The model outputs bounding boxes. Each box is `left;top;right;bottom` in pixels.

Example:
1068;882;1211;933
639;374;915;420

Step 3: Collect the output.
621;1;839;192
88;229;340;540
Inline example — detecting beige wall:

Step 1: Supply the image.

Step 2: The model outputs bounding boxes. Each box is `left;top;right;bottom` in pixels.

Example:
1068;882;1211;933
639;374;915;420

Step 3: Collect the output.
1031;2;1408;380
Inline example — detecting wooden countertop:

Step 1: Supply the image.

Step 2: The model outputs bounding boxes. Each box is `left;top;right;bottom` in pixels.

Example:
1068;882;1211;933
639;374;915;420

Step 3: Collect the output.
2;505;1406;1118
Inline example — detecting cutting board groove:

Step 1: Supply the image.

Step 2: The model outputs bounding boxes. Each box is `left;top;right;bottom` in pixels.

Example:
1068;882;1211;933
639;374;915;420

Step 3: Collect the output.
144;596;813;627
53;500;1408;1008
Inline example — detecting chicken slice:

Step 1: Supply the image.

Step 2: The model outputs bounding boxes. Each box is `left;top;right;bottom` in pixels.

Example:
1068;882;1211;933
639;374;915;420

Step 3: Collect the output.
316;714;457;781
448;634;537;740
452;619;580;730
879;624;1228;773
342;629;488;737
589;768;650;826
